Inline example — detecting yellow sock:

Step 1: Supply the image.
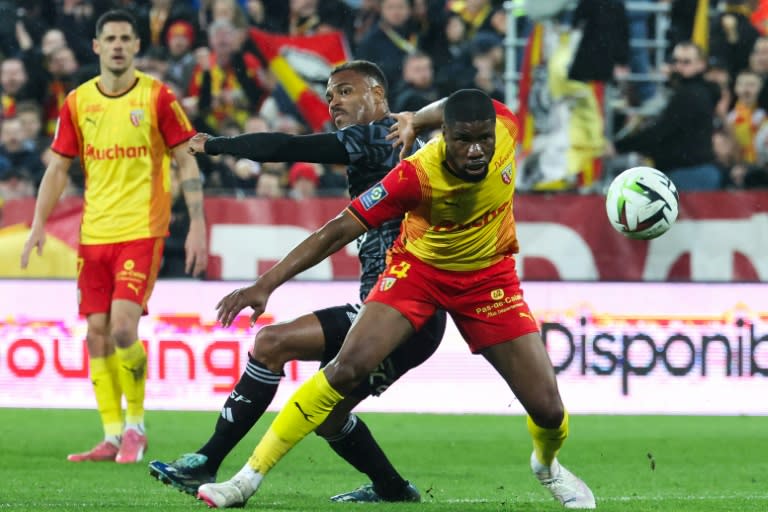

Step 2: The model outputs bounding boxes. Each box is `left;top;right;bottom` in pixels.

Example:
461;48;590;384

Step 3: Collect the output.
90;355;123;438
248;370;343;474
527;411;569;466
115;341;147;426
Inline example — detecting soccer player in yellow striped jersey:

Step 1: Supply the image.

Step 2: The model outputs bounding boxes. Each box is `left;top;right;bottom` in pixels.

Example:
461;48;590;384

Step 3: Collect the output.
21;9;208;464
202;89;596;509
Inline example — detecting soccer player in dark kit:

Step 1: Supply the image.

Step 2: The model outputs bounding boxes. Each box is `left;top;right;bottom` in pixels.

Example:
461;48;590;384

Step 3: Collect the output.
148;60;446;503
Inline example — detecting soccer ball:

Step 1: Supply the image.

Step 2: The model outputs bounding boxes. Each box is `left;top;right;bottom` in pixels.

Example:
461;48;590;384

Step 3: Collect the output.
605;166;679;240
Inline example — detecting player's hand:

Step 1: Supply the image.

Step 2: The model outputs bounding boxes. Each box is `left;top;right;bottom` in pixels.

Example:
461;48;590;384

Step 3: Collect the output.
20;225;46;269
386;111;417;160
215;283;270;327
184;220;208;277
188;133;212;155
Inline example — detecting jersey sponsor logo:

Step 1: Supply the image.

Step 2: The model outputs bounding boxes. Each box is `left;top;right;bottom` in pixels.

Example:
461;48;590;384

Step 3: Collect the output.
130;109;144;127
379;276;397;291
123;260;135;271
83;104;104;113
491;288;505;300
84;143;149;161
500;163;514;184
359;183;388;210
433;201;510;232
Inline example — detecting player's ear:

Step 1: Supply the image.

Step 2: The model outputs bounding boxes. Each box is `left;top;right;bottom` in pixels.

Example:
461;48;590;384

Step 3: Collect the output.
372;83;386;103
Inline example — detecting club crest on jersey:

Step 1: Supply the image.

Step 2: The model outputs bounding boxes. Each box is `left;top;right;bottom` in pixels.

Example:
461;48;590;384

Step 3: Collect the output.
499;163;514;184
360;183;388;210
379;276;397;291
130;109;144;127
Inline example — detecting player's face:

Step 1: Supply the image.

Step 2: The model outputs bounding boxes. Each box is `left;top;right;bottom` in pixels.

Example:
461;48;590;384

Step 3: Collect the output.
325;70;382;129
443;119;496;180
93;22;140;76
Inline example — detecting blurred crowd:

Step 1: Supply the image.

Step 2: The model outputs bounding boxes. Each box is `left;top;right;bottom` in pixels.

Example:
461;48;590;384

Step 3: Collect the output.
0;0;513;203
0;0;767;207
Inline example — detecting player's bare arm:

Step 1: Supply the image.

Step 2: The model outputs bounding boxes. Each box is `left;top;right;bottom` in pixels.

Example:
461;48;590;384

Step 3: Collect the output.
216;210;366;327
172;143;208;277
387;98;447;159
20;152;73;268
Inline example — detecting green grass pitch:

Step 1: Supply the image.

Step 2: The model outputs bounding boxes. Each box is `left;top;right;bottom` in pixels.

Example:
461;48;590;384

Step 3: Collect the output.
0;409;765;511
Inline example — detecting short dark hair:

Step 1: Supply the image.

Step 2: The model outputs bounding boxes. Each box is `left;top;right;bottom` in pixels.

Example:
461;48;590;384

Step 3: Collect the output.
95;9;139;38
330;60;388;94
444;89;495;126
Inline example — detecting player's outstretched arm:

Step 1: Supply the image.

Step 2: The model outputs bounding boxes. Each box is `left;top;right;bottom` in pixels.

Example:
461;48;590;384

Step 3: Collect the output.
388;97;447;159
172;142;208;277
216;210;366;327
20;152;72;268
188;131;350;164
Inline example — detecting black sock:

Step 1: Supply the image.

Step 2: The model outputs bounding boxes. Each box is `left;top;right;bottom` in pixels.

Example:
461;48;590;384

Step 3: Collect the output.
324;414;409;499
197;355;281;474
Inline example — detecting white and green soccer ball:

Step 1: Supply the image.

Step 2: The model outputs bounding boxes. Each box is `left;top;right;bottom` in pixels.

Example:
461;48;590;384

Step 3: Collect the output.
605;166;679;240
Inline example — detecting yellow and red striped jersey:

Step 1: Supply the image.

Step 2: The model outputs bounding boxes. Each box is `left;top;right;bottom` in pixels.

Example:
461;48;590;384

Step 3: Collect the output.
52;71;195;244
348;100;520;271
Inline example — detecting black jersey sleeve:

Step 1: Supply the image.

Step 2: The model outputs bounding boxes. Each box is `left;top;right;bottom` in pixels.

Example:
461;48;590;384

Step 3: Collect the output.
204;132;350;164
336;122;400;168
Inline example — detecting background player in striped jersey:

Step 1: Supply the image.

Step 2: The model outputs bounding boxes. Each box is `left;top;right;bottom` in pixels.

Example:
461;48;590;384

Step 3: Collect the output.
148;60;445;503
20;9;207;464
202;89;596;509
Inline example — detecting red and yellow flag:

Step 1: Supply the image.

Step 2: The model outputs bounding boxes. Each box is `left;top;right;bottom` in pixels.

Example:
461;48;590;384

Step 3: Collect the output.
516;23;543;157
249;28;350;132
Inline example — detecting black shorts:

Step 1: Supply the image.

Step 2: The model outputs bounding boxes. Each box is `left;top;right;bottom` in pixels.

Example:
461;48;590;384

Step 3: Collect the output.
314;304;447;398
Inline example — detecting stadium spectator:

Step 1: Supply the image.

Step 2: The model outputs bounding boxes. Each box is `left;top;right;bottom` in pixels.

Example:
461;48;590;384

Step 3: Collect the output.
612;41;723;191
0;165;36;201
726;69;766;163
1;58;31;118
254;167;284;197
20;9;207;464
212;0;250;29
15;101;48;154
186;18;269;132
430;13;476;95
163;20;197;91
470;31;505;100
55;0;105;67
42;46;81;136
356;0;421;93
135;0;198;53
446;0;506;41
148;60;444;504
0;116;45;184
287;161;319;199
391;51;440;111
200;89;595;510
243;0;269;29
709;0;760;80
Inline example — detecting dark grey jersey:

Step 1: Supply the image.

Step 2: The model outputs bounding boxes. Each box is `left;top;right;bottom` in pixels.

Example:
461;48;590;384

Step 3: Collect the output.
337;117;424;301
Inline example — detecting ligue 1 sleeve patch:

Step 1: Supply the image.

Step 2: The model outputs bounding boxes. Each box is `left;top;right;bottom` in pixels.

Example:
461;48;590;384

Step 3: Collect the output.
359;183;389;210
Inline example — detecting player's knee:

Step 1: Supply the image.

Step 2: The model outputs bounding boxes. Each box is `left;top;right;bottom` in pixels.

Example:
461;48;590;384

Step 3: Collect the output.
324;358;368;393
532;400;565;430
251;325;289;369
110;323;137;348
